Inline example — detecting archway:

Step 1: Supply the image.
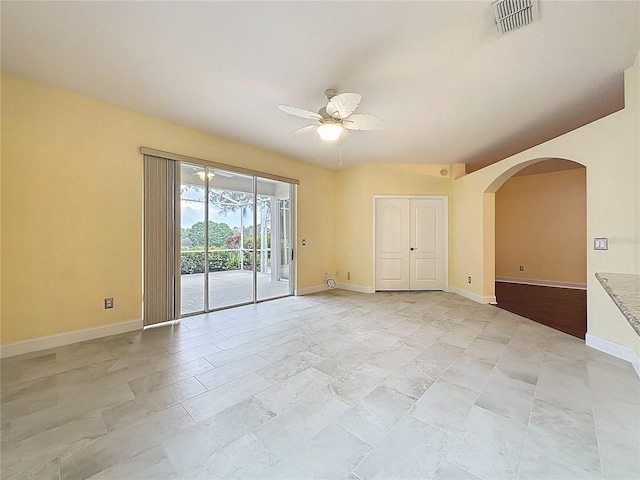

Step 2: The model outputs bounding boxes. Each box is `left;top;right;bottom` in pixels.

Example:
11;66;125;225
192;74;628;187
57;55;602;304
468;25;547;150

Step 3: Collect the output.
447;53;638;363
490;158;587;338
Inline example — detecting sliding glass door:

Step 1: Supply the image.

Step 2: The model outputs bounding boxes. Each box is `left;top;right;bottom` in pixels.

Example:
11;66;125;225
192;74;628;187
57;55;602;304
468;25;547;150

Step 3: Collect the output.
256;178;292;301
180;163;206;315
208;170;254;310
179;163;293;316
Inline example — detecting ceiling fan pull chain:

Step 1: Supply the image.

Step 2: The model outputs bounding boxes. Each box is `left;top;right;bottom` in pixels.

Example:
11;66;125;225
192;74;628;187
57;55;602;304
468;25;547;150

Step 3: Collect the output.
339;143;342;166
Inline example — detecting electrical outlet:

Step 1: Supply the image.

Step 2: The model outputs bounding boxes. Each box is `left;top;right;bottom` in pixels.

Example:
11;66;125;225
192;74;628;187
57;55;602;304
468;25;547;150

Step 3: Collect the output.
519;265;525;272
594;238;608;250
347;272;350;280
467;276;472;284
105;298;114;309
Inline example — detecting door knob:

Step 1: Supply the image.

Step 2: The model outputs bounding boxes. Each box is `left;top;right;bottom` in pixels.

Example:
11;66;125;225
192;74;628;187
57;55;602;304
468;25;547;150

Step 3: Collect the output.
410;247;416;251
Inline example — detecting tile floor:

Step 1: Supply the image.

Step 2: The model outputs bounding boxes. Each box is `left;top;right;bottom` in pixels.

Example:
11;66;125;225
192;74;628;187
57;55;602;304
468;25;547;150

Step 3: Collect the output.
1;290;639;480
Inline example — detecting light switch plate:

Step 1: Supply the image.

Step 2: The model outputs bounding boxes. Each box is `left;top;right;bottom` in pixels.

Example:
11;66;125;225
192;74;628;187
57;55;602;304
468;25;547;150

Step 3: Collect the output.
594;238;608;250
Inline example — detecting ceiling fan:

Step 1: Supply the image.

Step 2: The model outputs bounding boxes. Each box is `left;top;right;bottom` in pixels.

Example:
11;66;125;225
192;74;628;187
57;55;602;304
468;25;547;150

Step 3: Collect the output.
190;166;234;182
279;89;386;142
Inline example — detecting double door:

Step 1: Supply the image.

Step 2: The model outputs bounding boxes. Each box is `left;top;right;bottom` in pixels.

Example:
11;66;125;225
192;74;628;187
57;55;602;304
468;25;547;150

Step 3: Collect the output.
375;197;445;291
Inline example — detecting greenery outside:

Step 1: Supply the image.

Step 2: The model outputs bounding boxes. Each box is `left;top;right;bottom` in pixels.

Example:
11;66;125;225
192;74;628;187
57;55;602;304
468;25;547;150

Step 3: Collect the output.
180;221;267;274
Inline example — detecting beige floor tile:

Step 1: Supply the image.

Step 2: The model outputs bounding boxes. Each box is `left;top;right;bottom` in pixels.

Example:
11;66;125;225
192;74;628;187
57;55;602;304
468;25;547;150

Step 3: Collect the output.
354;415;452;479
88;446;179;480
475;371;535;425
1;412;106;479
432;459;481;480
442;355;495;392
2;290;638;480
254;366;335;414
101;377;206;432
524;398;601;476
253;389;351;458
301;423;372;478
195;353;271;389
181;372;272;422
127;357;214;396
446;405;527;480
411;379;478;434
162;398;275;476
59;404;193;479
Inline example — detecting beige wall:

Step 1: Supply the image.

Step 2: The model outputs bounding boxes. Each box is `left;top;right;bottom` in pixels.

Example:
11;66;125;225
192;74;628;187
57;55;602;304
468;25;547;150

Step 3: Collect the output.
334;163;456;289
495;167;587;284
1;75;336;344
450;51;640;356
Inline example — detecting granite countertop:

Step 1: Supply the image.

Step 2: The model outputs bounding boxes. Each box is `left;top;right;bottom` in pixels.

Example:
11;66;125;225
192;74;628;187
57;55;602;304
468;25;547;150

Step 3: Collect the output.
595;273;640;336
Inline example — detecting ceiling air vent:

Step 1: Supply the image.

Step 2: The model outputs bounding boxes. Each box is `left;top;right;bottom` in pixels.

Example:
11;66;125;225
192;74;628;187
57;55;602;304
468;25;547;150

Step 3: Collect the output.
492;0;540;34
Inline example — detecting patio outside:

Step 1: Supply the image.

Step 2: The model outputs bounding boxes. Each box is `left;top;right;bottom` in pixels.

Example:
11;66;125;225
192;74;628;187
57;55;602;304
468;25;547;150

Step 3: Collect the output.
181;270;291;314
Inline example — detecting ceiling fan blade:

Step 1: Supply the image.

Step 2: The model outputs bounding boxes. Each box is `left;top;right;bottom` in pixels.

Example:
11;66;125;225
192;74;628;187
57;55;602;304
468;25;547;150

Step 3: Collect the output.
342;114;386;131
326;93;362;119
278;105;323;120
290;125;318;136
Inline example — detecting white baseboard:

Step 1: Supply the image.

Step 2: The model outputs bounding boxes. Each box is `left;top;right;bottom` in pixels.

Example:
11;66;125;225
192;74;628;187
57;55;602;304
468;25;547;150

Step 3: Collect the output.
296;284;375;295
496;277;587;290
0;319;143;359
449;286;497;305
585;334;640;378
295;284;328;296
336;283;375;294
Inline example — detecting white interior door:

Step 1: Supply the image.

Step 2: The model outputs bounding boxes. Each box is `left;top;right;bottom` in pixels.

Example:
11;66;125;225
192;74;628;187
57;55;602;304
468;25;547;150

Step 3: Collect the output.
409;198;444;290
375;198;410;290
375;197;445;291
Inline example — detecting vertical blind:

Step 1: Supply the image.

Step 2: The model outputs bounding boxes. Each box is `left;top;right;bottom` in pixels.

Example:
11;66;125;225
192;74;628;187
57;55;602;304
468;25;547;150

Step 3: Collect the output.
143;154;178;326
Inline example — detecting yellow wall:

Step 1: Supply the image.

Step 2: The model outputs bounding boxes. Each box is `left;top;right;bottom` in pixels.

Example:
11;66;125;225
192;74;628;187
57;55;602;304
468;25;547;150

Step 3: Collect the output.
334;163;455;289
450;51;640;356
495;167;587;284
1;75;336;344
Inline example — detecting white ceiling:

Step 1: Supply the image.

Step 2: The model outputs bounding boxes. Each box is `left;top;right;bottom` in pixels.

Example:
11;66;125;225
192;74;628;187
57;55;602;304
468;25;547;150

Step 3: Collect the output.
2;1;639;170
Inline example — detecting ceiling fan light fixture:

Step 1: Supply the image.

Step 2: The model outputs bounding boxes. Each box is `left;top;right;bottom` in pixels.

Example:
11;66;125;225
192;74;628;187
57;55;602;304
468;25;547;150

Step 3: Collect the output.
195;170;215;181
317;122;344;142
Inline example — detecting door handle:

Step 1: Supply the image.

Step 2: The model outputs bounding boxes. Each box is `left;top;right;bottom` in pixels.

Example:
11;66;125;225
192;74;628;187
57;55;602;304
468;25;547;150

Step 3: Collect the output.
410;247;416;251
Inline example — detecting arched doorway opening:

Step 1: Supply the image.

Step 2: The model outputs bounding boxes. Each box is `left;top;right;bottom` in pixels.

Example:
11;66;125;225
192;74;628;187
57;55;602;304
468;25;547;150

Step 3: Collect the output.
488;158;587;338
